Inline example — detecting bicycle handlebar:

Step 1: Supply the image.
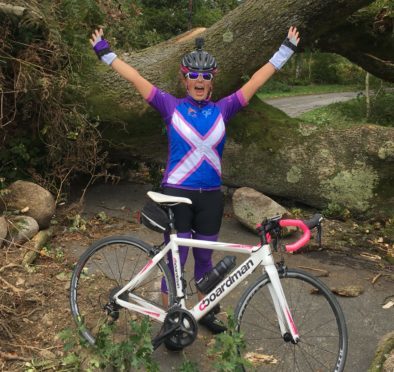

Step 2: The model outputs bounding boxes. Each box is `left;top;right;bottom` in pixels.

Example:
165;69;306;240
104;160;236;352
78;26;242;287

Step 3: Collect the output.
279;219;311;252
280;214;323;252
301;214;323;230
259;213;323;253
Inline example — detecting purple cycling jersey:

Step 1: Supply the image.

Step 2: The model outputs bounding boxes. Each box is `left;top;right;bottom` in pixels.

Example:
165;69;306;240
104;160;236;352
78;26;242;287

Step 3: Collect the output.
147;87;247;190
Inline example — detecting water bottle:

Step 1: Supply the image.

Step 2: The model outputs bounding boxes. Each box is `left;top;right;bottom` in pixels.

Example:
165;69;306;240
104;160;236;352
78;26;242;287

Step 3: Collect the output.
196;256;236;294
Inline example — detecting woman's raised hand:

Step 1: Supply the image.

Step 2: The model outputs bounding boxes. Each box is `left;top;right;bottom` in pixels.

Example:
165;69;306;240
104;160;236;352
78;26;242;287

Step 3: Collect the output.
90;28;104;47
287;26;300;47
90;28;117;66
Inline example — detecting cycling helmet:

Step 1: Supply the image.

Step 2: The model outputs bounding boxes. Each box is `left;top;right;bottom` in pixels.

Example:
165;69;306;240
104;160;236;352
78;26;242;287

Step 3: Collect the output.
181;38;217;74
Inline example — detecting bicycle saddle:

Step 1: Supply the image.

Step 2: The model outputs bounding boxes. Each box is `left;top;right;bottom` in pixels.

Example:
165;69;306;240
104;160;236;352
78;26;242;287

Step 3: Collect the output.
147;191;192;205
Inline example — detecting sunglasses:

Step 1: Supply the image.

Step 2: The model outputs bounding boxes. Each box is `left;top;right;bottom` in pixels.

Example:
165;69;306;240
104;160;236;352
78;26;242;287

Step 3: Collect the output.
185;72;214;81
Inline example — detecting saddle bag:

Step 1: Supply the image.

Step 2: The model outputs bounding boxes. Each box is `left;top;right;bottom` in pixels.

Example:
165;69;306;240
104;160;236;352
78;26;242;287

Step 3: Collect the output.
140;200;171;233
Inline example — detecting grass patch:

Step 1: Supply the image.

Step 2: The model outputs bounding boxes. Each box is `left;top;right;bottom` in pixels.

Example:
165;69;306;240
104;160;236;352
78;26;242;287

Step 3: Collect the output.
298;92;394;129
257;83;360;100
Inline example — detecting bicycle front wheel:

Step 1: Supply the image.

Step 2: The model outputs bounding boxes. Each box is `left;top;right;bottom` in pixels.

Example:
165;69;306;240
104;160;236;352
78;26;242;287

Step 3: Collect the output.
70;235;175;345
235;269;347;371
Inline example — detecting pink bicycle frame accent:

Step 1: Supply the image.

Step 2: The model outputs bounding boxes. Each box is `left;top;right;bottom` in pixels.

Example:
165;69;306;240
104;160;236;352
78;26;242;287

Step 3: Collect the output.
140;259;154;274
280;219;311;252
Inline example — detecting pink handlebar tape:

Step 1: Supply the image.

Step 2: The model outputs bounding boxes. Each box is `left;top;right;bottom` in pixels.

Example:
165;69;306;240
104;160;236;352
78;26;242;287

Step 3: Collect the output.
279;219;311;252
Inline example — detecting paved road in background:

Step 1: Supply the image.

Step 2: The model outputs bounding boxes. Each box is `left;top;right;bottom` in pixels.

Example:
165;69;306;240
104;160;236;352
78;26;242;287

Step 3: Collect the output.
263;91;359;117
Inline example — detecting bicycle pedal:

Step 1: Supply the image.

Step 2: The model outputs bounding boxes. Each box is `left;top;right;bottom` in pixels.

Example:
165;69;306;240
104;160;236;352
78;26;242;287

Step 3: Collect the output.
163;339;184;352
199;311;227;334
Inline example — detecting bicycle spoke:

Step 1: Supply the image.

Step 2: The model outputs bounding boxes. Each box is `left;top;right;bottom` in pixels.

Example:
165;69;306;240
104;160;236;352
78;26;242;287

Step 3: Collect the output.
297;344;316;371
70;236;175;347
99;249;121;286
119;246;128;284
88;258;118;298
302;317;337;337
235;270;347;371
247;300;279;330
240;322;282;338
299;339;338;355
296;342;332;370
114;246;122;284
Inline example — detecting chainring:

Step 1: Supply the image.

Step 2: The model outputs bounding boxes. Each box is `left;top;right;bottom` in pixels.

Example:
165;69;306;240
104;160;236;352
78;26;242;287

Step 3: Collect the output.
163;308;198;351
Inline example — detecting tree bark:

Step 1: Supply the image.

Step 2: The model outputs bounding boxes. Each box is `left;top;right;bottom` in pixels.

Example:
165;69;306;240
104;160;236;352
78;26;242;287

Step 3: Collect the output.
316;7;394;82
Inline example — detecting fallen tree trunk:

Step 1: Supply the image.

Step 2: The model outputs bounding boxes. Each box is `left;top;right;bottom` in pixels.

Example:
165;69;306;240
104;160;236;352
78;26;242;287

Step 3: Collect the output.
96;97;394;216
222;98;394;216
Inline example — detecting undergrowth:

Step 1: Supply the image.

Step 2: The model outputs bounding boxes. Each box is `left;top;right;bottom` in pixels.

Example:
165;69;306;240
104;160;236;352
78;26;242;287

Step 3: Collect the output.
28;310;251;371
0;0;110;201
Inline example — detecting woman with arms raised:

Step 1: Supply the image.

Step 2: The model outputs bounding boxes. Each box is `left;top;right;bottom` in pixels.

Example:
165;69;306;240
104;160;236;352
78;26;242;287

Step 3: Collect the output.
90;26;300;335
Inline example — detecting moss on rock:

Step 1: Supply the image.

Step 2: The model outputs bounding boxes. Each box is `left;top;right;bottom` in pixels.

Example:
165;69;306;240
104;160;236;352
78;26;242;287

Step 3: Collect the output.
286;166;302;183
321;165;379;213
378;141;394;160
369;332;394;372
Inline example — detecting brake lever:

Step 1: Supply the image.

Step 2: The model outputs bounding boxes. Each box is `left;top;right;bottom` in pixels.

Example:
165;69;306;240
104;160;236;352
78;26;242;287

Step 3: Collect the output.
316;224;322;247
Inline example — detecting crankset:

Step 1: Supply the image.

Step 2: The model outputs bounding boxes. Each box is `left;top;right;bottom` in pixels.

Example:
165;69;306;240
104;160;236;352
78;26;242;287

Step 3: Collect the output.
152;307;198;351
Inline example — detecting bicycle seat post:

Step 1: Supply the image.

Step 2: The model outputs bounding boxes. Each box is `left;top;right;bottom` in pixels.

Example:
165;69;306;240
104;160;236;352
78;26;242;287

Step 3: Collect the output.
168;207;175;232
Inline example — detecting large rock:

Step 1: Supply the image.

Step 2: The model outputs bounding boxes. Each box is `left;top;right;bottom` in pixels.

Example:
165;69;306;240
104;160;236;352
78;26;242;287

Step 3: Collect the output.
6;216;39;245
0;181;55;229
232;187;289;232
384;350;394;372
369;331;394;372
0;216;7;247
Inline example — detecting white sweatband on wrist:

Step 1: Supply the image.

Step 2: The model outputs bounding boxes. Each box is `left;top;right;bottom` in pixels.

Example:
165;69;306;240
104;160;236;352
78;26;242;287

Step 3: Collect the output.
101;52;117;66
269;44;294;70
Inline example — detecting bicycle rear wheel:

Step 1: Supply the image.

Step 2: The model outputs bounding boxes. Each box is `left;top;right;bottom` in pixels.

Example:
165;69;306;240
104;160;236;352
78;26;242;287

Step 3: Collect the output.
235;269;347;371
70;235;175;345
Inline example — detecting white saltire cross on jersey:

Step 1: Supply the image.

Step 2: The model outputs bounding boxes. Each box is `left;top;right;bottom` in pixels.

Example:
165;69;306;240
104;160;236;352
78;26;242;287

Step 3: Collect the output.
167;110;225;185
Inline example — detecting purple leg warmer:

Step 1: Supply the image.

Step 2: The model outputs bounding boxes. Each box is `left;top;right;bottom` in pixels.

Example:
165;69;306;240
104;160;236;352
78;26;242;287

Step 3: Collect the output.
161;231;192;293
192;233;218;282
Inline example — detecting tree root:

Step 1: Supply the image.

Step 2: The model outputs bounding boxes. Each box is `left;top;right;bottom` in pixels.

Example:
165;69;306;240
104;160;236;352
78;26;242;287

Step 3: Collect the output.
0;263;23;274
0;350;31;361
0;275;23;294
0;320;14;339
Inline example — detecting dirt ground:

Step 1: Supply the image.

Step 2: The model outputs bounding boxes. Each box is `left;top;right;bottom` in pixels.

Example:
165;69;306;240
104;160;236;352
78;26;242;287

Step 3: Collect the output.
0;181;393;371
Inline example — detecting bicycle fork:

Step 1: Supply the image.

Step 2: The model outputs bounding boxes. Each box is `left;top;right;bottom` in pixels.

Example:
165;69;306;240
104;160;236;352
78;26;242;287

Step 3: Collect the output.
262;247;300;343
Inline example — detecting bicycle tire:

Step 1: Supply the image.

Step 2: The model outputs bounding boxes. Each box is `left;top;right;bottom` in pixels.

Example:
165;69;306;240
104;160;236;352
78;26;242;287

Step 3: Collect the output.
235;269;347;372
69;235;175;345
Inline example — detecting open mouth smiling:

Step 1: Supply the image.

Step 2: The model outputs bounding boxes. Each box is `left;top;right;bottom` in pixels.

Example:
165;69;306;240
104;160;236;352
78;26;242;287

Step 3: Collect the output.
194;85;205;93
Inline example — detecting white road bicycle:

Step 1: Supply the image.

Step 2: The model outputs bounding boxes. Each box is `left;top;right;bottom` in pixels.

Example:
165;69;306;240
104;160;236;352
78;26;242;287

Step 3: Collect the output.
70;191;348;371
